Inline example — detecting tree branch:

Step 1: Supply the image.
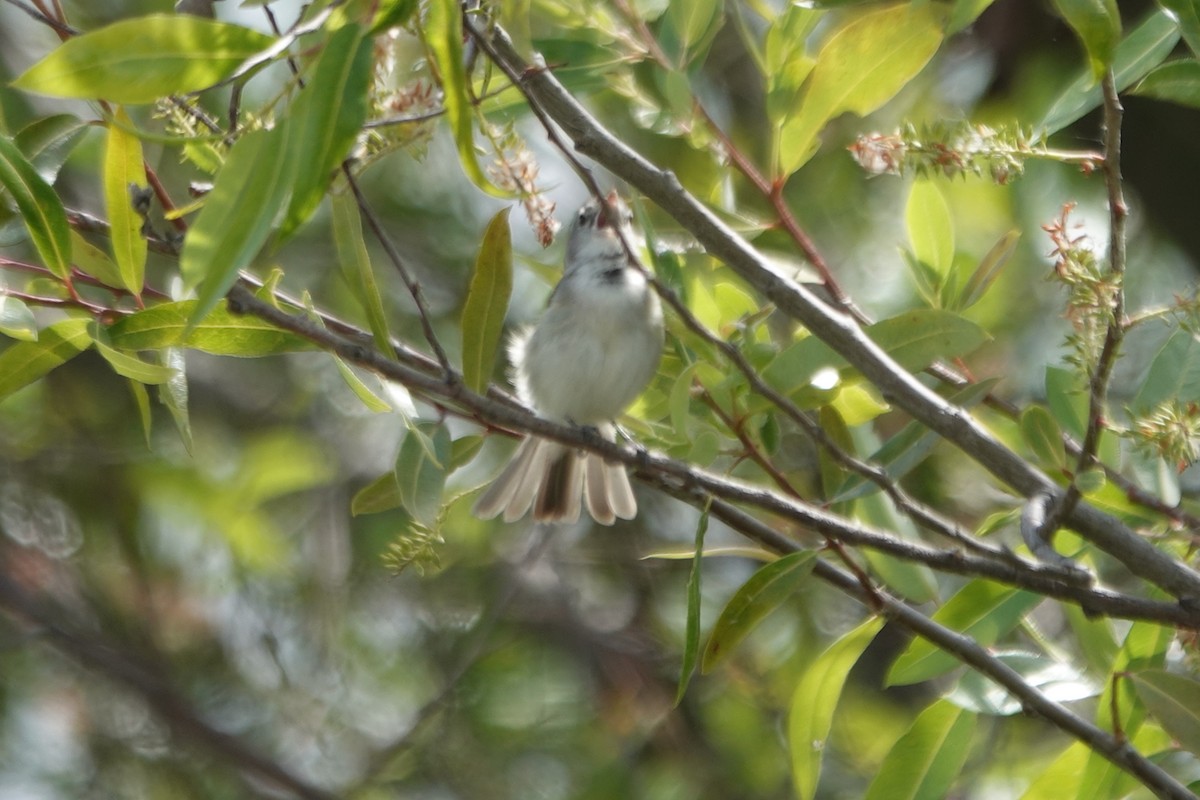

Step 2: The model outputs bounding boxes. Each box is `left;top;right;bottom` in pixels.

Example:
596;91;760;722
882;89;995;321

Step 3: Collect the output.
471;21;1200;606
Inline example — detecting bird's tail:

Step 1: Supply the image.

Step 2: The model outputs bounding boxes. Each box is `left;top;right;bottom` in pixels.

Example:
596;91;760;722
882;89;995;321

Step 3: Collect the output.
473;437;637;525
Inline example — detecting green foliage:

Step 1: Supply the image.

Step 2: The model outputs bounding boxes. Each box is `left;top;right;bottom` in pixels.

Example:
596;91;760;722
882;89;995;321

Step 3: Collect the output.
461;208;514;392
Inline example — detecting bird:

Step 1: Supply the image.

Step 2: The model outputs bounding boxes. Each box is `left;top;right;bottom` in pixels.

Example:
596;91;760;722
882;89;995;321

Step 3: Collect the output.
473;192;664;525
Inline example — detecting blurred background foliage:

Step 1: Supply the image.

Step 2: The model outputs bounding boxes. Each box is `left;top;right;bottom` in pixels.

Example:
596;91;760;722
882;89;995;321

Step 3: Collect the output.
0;0;1199;798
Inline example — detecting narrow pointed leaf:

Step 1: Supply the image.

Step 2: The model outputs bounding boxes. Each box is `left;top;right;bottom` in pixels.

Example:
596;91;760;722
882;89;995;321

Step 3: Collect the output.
157;348;192;454
1130;669;1200;752
461;208;513;392
702;550;816;673
70;230;134;291
426;0;507;196
789;618;884;800
333;356;392;412
864;700;976;800
128;378;153;446
959;229;1019;309
95;339;178;384
1039;10;1179;133
352;471;404;515
0;318;90;400
0;135;72;280
332;192;395;358
104;107;148;295
282;25;373;238
12;15;275;104
1160;0;1200;57
887;581;1040;686
676;504;709;705
779;3;943;174
1021;405;1067;469
181;124;294;326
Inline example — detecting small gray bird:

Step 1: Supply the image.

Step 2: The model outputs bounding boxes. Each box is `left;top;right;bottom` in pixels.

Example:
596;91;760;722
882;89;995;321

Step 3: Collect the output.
474;192;664;525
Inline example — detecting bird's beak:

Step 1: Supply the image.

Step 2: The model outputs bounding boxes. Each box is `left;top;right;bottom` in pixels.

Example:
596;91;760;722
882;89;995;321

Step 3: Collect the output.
596;191;621;229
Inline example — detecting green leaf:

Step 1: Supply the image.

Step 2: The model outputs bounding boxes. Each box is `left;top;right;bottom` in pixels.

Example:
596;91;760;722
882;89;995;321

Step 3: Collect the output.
1133;330;1200;412
461;208;513;393
0;295;37;342
864;700;976;800
333;356;392;412
1052;0;1121;78
14;114;89;185
426;0;506;196
181;125;295;326
764;4;821;121
832;379;996;502
702;551;816;674
1129;669;1200;752
856;491;940;603
69;230;126;291
1021;742;1089;799
331;192;395;358
906;178;954;280
0;135;72;281
1045;365;1088;439
281;25;373;238
779;3;944;175
11;15;275;104
93;333;177;385
1039;9;1179;133
1020;405;1067;469
109;301;311;356
0;318;90;400
157;348;192;454
958;229;1019;310
888;581;1041;686
867;309;986;375
676;503;709;706
947;0;996;34
128;378;152;446
663;0;723;65
1132;59;1200;108
104;107;148;296
789;617;883;800
351;471;404;515
396;422;451;527
1160;0;1200;57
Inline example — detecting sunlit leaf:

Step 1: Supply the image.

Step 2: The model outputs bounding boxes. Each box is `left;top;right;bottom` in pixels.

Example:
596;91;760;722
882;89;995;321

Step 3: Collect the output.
868;310;986;373
282;24;373;238
764;4;821;121
779;3;944;174
1132;329;1200;412
109;300;311;356
947;0;996;34
1133;59;1200;109
1130;669;1200;753
864;700;976;800
128;378;152;446
702;551;816;673
0;318;90;400
331;192;395;358
676;504;709;705
789;618;883;800
181;125;295;326
333;355;392;412
0;135;72;281
94;339;178;384
461;208;513;393
906;178;954;280
426;0;506;196
11;15;275;104
157;348;192;454
887;581;1040;686
1039;9;1179;133
104;107;148;296
1051;0;1121;78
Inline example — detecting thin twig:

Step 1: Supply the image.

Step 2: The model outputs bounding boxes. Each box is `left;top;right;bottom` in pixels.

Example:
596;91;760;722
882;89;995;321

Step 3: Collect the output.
341;166;455;375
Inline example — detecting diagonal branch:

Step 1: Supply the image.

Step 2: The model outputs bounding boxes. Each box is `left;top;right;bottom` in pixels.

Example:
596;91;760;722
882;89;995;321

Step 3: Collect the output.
471;21;1200;605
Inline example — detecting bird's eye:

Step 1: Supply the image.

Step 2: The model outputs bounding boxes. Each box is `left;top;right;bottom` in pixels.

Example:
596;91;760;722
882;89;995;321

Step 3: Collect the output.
578;209;589;225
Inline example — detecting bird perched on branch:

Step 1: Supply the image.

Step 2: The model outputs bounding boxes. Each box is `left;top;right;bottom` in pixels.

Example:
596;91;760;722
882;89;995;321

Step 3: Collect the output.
474;192;664;525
